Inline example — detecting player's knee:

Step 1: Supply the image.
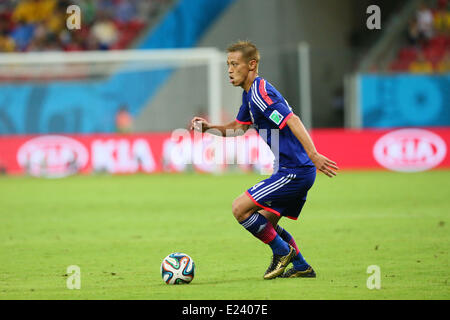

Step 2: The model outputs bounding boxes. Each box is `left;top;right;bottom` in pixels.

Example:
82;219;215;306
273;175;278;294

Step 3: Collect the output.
231;200;241;219
231;199;248;222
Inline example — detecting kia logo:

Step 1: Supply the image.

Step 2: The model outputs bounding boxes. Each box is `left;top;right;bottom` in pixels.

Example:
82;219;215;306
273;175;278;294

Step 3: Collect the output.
373;129;447;172
17;135;88;178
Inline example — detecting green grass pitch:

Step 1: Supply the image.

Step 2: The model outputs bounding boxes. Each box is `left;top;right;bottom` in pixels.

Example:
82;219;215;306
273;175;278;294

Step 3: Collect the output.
0;170;449;299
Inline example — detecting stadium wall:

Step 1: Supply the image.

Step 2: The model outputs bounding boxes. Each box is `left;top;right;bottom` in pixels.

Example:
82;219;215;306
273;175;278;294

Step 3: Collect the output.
360;74;450;127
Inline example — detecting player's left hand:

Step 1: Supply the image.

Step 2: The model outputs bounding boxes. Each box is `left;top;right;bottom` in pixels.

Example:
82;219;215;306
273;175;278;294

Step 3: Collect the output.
310;153;339;178
190;116;209;132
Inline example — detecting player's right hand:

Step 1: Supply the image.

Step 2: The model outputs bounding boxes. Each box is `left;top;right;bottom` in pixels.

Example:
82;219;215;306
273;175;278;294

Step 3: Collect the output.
190;117;209;132
310;153;339;178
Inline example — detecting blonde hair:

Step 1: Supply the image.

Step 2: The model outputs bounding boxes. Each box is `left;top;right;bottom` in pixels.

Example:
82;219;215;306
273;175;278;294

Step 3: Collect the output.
226;40;260;64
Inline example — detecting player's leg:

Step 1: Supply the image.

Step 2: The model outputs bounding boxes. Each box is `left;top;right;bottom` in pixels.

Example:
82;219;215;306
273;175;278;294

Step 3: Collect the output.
259;209;309;270
258;210;313;276
272;202;316;278
258;209;302;256
258;209;281;227
232;192;288;251
274;224;311;271
254;168;317;278
232;193;295;279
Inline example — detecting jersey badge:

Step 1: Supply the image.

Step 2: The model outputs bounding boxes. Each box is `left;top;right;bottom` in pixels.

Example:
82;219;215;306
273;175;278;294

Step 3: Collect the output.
269;110;283;125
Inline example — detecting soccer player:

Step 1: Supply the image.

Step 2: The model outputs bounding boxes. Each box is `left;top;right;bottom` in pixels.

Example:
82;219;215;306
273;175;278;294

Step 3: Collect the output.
190;41;338;279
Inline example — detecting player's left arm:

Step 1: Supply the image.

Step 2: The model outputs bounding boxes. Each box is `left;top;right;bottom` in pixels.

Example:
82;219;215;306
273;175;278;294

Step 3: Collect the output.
286;114;339;178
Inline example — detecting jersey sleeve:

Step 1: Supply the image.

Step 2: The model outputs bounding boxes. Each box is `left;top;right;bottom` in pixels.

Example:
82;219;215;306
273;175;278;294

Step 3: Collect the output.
253;78;293;129
235;93;252;124
235;104;252;124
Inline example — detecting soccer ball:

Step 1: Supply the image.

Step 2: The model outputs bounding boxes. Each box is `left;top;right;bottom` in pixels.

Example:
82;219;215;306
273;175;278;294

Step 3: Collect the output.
160;252;195;284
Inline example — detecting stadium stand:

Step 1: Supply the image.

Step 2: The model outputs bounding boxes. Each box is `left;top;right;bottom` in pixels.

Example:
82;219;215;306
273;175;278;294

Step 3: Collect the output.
0;0;171;53
389;0;450;73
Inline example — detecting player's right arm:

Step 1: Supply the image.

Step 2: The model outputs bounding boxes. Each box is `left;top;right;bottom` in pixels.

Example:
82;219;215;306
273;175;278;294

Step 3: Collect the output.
189;117;250;137
286;114;339;178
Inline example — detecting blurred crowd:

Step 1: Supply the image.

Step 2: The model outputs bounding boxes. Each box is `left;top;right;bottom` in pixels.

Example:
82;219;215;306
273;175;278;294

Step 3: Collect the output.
390;0;450;73
0;0;170;52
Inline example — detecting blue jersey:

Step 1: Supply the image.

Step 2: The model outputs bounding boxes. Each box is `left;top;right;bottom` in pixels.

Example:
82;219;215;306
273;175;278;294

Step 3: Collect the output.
236;77;314;170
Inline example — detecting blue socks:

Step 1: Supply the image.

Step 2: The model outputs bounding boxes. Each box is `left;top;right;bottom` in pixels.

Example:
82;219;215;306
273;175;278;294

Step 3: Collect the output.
275;225;310;271
268;235;290;256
